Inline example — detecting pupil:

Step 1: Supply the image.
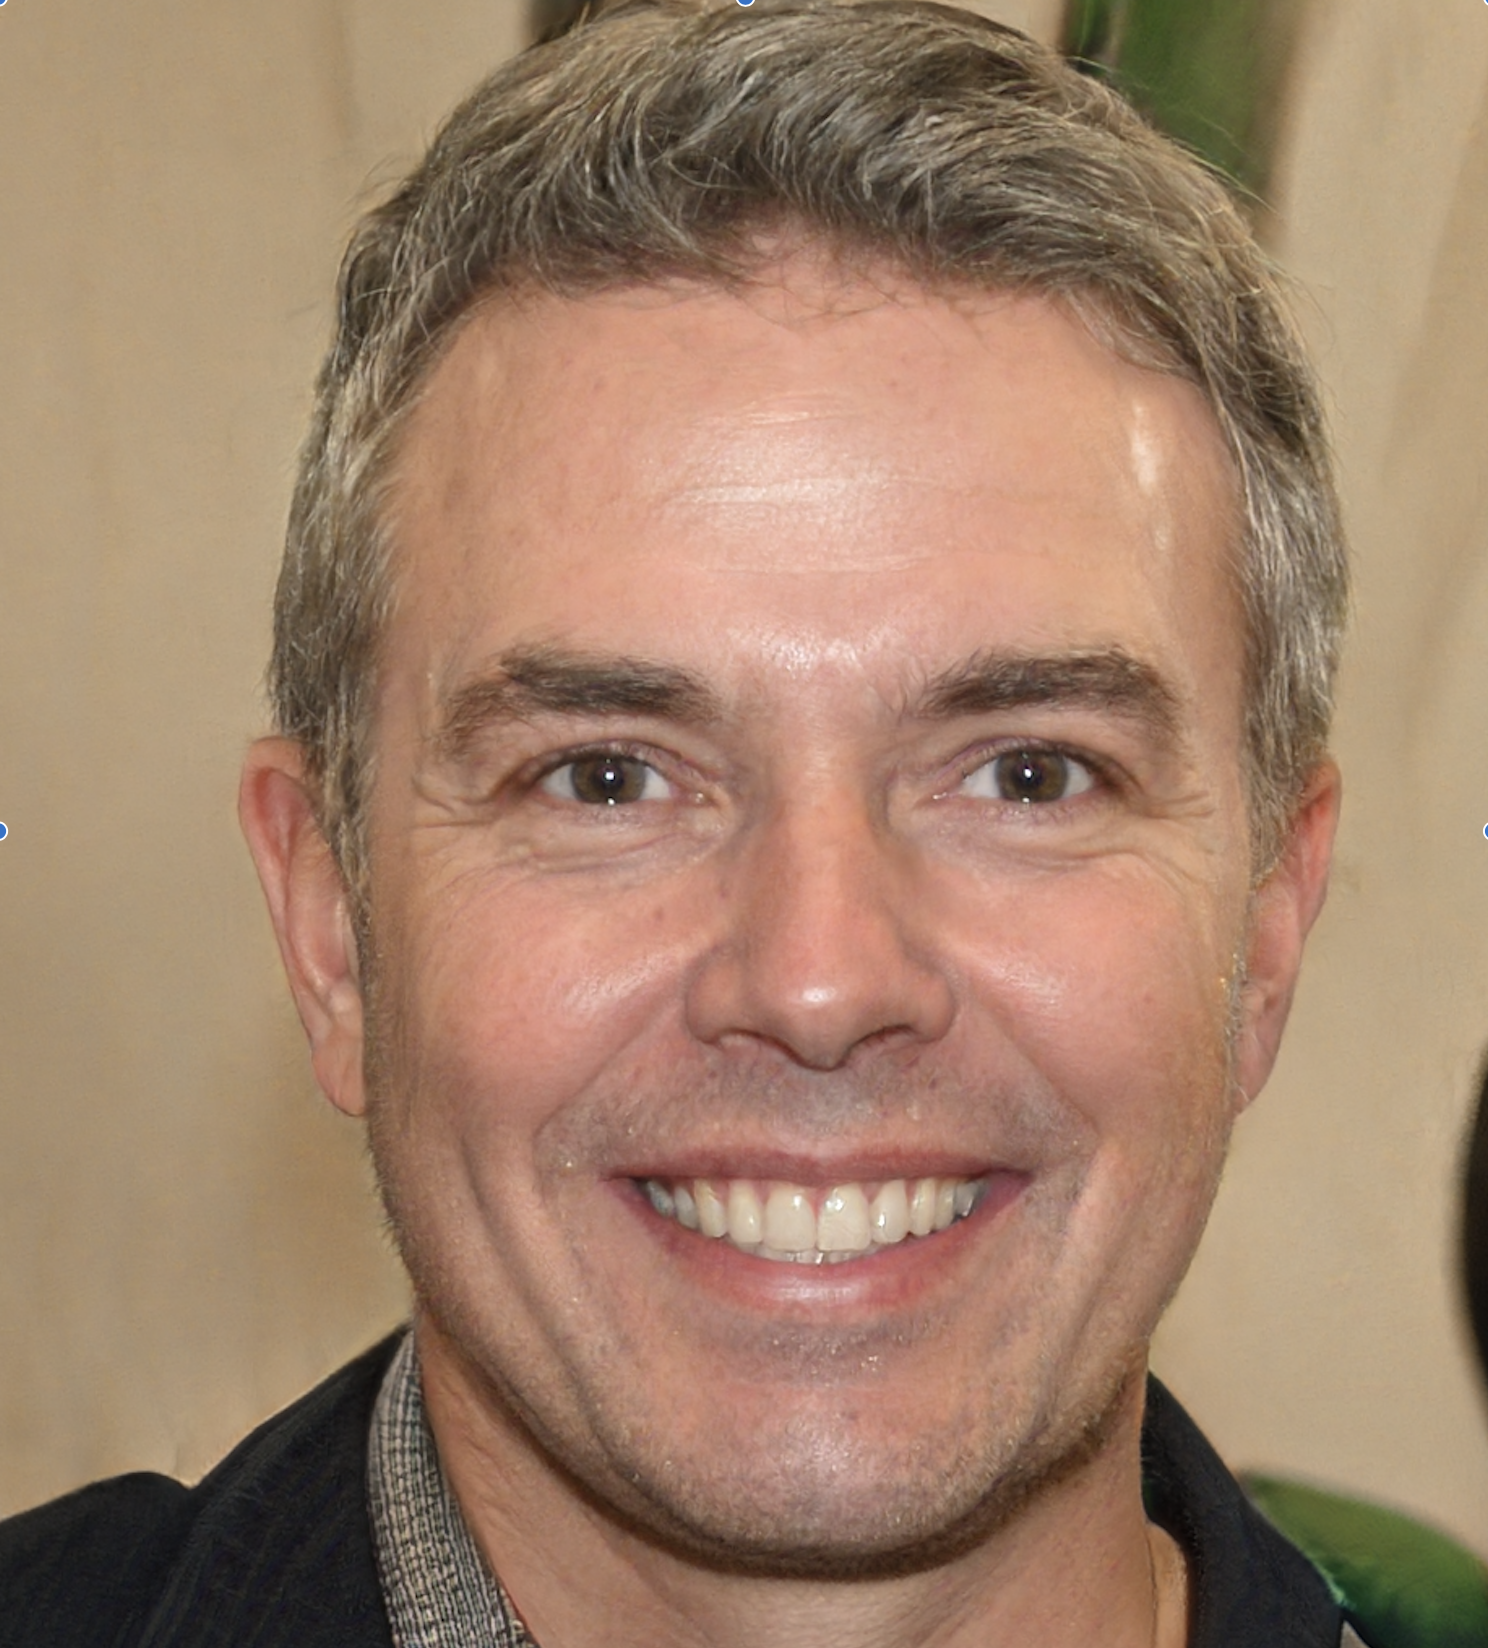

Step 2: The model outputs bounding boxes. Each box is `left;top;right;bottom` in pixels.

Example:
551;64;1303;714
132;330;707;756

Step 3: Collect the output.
998;750;1067;804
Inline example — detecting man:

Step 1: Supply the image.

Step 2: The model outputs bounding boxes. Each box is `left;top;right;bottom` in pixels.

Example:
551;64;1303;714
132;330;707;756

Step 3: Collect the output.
0;1;1378;1642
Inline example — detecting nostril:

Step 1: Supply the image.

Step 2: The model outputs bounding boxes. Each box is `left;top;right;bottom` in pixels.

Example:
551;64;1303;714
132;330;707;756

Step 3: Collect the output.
686;955;956;1072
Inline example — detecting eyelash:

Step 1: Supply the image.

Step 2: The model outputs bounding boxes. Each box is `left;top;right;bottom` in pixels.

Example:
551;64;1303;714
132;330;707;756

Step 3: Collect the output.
945;741;1116;812
526;742;680;804
520;739;1113;809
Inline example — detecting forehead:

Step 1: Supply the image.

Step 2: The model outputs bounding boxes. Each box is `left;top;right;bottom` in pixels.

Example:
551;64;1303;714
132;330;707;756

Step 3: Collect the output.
386;270;1241;717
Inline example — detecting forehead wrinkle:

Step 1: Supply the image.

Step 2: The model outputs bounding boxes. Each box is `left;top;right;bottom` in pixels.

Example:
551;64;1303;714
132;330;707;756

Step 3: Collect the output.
431;644;726;764
915;648;1184;745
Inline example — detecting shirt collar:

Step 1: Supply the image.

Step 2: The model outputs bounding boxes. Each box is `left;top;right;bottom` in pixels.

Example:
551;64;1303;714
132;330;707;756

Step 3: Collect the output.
367;1335;1352;1648
366;1330;536;1648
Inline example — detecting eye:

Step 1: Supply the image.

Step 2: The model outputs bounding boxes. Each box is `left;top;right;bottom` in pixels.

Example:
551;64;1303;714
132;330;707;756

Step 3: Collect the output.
540;752;673;806
960;748;1097;805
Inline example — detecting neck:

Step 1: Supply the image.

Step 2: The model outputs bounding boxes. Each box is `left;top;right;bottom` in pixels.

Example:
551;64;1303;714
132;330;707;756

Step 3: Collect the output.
417;1318;1190;1648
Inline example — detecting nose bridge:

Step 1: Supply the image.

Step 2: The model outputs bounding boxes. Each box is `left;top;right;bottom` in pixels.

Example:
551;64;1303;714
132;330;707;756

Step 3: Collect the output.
684;779;956;1069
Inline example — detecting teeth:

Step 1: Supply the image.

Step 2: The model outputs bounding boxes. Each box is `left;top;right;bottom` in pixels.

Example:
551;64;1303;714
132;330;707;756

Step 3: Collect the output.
816;1185;871;1253
763;1185;816;1252
869;1180;910;1245
727;1181;763;1246
643;1173;986;1264
908;1177;937;1237
696;1180;728;1238
935;1180;957;1231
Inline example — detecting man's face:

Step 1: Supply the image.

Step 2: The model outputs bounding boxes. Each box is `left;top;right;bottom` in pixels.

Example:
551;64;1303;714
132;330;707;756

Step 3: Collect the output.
315;270;1311;1562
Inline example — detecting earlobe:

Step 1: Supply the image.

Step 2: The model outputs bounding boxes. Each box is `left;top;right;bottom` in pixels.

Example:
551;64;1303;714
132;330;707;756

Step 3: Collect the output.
238;738;369;1118
1231;760;1342;1112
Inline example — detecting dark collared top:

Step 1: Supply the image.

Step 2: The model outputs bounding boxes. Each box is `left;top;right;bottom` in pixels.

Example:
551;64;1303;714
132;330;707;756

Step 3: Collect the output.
0;1332;1364;1646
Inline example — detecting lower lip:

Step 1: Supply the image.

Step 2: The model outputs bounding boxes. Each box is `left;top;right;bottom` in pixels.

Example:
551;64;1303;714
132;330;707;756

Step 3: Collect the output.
620;1173;1029;1316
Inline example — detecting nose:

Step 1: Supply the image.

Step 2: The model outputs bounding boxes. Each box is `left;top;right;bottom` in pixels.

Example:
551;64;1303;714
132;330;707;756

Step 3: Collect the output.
684;791;957;1071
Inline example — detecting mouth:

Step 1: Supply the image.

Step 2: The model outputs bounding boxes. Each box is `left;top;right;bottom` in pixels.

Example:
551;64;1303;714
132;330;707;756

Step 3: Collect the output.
636;1173;989;1265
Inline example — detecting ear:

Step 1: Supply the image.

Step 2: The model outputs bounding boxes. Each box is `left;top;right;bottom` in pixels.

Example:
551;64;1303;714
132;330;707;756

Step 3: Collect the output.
239;738;368;1118
1231;759;1341;1112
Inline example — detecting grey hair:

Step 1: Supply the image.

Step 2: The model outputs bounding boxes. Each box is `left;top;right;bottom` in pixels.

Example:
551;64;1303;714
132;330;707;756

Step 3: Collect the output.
271;0;1346;890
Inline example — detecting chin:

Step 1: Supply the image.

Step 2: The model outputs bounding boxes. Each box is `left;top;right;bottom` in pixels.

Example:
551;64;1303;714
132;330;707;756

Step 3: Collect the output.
545;1359;1141;1582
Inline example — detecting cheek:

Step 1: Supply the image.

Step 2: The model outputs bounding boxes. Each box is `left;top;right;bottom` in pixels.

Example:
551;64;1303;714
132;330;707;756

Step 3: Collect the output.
371;862;708;1146
950;868;1238;1334
948;861;1237;1146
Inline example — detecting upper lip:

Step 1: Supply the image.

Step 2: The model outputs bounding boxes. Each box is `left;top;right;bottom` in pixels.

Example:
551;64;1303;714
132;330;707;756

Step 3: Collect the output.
610;1150;1015;1185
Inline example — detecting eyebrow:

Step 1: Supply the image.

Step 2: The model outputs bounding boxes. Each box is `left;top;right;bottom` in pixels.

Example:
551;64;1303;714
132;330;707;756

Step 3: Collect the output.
432;642;1183;764
916;648;1182;744
434;646;724;762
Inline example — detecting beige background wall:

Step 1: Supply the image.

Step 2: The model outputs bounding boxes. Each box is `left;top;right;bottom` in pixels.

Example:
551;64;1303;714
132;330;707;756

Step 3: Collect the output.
2;0;1486;1553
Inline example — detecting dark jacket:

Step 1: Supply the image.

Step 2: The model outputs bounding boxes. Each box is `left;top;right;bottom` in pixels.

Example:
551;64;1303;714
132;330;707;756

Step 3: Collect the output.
0;1338;397;1648
0;1336;1358;1646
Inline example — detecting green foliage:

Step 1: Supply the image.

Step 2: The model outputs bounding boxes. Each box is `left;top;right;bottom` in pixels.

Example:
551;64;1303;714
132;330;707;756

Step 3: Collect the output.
1246;1474;1488;1648
1062;0;1303;197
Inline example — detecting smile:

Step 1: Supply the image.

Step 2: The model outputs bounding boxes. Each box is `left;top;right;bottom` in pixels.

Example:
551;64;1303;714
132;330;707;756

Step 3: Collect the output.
639;1175;988;1264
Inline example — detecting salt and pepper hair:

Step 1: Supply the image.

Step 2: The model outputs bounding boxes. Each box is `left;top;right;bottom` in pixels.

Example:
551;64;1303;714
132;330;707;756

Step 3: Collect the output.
271;0;1346;891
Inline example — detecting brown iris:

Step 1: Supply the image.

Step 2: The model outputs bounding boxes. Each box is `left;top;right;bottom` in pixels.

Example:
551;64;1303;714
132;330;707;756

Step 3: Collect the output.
995;750;1074;804
567;754;653;805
